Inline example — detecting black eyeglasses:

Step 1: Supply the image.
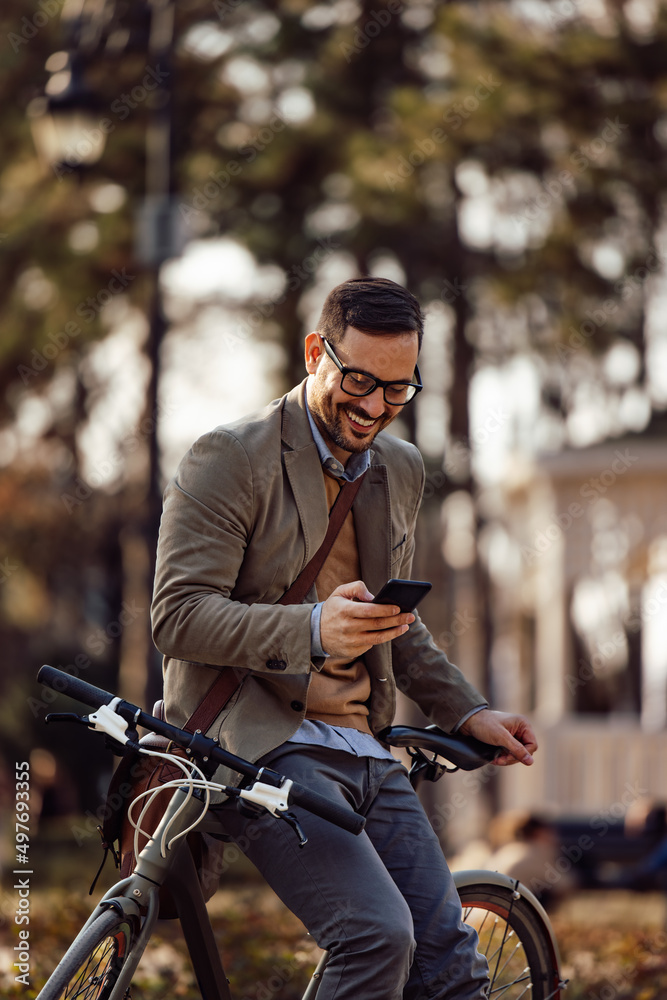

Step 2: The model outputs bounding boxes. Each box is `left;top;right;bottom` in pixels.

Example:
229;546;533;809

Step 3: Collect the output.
321;338;422;406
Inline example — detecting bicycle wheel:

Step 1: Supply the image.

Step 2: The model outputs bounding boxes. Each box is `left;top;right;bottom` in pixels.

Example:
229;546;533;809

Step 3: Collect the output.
457;881;561;1000
37;908;137;1000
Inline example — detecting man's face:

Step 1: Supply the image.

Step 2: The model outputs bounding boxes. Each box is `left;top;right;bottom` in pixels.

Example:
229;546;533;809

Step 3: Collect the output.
305;326;420;463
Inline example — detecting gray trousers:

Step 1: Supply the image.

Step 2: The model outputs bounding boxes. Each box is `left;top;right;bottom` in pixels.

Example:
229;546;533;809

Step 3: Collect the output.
216;745;489;1000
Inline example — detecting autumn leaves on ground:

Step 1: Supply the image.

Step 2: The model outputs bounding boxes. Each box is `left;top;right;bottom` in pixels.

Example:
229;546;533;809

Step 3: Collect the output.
3;850;667;1000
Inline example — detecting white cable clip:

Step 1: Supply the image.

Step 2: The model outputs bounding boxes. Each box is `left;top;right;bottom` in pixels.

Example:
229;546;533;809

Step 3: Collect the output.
238;779;293;816
87;698;130;745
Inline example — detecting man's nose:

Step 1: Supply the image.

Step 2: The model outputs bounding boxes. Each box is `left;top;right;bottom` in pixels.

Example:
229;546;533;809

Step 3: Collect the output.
362;387;387;417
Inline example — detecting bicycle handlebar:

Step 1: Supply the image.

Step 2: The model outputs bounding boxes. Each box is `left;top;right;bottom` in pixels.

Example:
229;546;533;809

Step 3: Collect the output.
287;782;362;832
38;664;118;713
37;665;366;836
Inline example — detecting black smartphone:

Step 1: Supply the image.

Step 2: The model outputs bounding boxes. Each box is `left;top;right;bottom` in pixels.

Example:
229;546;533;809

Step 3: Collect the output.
372;578;432;613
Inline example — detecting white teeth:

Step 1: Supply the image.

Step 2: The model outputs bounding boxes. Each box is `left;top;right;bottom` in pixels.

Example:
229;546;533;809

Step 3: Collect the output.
347;410;375;427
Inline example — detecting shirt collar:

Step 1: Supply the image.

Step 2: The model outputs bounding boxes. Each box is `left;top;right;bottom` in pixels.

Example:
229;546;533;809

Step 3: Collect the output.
304;389;371;482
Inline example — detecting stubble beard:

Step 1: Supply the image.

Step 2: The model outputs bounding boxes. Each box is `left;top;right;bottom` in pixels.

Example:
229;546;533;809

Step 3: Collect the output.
313;397;391;456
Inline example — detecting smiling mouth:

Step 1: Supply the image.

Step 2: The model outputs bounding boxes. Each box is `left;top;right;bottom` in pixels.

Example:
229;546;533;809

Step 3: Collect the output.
345;407;377;431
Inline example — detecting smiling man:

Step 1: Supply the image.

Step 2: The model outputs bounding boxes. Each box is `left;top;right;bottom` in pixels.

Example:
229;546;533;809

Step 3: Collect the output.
152;275;537;1000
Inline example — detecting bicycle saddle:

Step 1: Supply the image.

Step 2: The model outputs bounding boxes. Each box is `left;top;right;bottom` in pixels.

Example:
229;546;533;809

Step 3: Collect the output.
378;725;501;771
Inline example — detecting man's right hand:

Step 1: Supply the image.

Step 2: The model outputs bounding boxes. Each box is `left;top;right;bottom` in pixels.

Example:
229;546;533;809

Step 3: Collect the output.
319;580;415;660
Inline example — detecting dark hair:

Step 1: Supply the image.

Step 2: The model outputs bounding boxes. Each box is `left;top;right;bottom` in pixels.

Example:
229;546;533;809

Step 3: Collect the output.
316;276;423;349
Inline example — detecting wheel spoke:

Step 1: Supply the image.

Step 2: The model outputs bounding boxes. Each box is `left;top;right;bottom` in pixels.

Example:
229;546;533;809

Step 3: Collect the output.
492;938;524;981
65;936;118;999
489;977;533;1000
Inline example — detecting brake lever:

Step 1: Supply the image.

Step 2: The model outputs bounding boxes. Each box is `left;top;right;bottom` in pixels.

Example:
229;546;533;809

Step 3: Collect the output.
45;712;91;726
45;713;139;757
278;810;308;847
234;787;308;846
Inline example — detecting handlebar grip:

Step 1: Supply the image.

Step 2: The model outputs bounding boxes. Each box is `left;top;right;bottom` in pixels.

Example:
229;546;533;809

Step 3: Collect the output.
289;782;366;836
37;665;119;712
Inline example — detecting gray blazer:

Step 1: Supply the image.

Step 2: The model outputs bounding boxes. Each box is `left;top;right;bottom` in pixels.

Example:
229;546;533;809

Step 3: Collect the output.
151;379;486;783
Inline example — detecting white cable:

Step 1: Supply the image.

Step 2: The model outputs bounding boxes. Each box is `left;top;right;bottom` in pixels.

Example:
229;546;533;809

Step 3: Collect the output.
84;705;206;856
126;747;292;861
128;748;192;857
82;700;247;857
129;747;201;858
82;701;196;854
158;752;208;855
130;777;230;849
128;747;227;857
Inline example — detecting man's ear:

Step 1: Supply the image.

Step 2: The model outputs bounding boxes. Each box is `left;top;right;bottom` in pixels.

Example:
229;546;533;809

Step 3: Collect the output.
304;332;324;374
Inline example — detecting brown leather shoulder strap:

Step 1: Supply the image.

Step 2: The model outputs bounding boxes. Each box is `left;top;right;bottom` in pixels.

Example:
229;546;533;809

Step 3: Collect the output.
185;669;242;734
278;471;366;606
181;470;367;735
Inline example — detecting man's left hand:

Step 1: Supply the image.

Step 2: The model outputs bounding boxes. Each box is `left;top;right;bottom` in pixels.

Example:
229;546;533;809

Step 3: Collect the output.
459;709;537;767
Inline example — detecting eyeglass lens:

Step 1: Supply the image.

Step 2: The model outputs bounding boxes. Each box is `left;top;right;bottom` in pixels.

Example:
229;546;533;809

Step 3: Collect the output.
341;371;416;404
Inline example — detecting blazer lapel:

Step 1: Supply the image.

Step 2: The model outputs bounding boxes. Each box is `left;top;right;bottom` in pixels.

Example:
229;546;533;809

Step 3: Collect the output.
281;381;328;565
283;447;328;565
355;461;391;595
281;380;392;599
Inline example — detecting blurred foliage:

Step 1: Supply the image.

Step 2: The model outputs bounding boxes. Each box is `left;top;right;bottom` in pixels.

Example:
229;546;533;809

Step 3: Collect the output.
3;0;666;427
1;0;666;784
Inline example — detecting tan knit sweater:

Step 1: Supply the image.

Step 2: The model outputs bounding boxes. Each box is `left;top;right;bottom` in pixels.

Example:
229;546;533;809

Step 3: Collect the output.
305;472;372;732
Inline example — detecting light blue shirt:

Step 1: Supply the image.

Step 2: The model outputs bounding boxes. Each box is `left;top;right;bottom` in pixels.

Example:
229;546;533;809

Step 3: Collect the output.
288;719;398;761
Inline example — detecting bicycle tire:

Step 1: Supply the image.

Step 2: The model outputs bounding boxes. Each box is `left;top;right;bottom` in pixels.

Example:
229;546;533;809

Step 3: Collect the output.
457;881;561;1000
36;908;137;1000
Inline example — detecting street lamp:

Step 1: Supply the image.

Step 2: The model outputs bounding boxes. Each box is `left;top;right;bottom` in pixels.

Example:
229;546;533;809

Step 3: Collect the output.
28;0;180;708
27;51;108;175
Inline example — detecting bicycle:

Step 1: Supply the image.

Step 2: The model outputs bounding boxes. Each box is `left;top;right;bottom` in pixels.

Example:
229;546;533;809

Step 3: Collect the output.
34;664;567;1000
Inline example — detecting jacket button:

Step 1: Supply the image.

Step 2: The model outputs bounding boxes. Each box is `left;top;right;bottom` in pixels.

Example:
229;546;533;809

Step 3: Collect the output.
266;658;287;671
290;700;304;712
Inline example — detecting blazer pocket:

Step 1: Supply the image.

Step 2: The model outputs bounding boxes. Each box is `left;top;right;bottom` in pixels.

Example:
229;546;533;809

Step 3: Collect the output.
392;532;407;552
391;532;407;570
